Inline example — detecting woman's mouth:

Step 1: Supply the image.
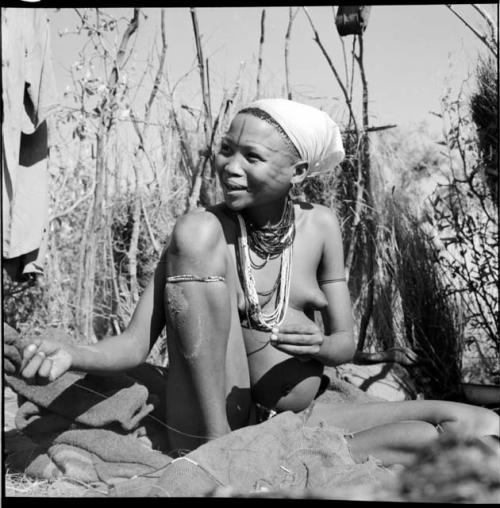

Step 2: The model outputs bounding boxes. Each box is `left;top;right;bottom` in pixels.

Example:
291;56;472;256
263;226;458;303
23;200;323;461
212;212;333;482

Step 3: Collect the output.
224;181;247;192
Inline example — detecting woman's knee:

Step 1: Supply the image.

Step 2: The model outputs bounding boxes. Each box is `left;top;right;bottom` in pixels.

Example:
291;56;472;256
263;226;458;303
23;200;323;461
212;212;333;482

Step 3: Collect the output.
462;406;499;437
168;211;227;273
439;403;499;437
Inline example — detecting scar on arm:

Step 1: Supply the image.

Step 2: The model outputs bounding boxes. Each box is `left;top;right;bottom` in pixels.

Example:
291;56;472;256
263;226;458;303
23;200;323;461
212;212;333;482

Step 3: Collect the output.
165;275;226;360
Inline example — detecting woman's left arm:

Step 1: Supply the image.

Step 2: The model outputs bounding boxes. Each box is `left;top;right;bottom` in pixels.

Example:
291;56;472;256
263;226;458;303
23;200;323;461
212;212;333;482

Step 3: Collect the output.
314;206;355;366
270;206;355;366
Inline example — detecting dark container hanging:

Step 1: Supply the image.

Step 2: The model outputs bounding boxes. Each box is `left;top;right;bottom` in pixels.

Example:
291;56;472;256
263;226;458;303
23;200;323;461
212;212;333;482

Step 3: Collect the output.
335;6;372;36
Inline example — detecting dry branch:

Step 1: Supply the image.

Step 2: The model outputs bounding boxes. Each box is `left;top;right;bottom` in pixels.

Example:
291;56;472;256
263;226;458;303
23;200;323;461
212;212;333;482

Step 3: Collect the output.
285;7;298;100
470;3;498;47
127;9;167;303
190;7;212;142
112;8;140;85
354;34;376;352
302;7;358;132
344;124;397;134
332;6;351;95
49;191;94;223
141;195;161;255
145;9;167;123
256;8;266;99
446;4;498;57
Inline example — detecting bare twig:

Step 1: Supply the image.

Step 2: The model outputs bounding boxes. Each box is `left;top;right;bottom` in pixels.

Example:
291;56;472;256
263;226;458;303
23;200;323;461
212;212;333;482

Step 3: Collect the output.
345;124;397;134
354;33;376;352
302;7;358;131
50;191;94;223
256;8;266;99
140;195;161;255
145;9;167;123
126;10;167;303
206;57;212;122
345;36;357;105
344;151;365;280
129;110;159;177
190;7;212;143
332;6;351;94
285;7;298;100
221;61;245;133
446;4;497;56
109;8;139;91
471;3;498;38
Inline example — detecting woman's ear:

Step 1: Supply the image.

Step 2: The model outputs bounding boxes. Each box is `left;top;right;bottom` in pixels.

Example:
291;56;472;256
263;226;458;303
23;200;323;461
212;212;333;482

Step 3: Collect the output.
291;161;309;184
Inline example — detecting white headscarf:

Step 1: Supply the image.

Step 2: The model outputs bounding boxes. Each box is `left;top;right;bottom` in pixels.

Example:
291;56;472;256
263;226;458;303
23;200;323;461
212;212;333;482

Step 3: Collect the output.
241;98;345;176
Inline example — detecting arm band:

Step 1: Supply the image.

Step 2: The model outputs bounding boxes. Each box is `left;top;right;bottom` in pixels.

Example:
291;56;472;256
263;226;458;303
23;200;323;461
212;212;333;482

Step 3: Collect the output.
318;277;347;286
166;275;226;283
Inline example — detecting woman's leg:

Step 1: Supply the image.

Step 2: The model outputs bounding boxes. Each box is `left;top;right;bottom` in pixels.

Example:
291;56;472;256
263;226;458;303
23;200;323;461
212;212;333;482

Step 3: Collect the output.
346;420;441;467
307;399;499;466
162;212;251;455
309;399;499;437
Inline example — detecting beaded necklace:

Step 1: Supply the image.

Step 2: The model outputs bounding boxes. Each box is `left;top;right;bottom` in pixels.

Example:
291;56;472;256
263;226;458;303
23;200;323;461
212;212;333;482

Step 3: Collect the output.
243;198;296;259
236;199;295;331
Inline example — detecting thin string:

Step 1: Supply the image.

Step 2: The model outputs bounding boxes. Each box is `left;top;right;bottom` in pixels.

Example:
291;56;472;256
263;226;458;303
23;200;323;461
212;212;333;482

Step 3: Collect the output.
71;380;215;441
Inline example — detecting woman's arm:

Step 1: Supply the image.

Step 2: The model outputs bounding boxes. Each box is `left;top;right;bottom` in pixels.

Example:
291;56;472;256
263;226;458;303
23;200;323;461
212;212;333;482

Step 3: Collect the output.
21;247;169;381
315;206;355;365
72;258;167;373
269;206;355;366
315;281;356;366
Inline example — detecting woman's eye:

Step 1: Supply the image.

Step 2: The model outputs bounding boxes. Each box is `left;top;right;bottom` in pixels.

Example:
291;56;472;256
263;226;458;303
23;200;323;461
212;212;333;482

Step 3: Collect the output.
219;144;231;156
246;153;262;162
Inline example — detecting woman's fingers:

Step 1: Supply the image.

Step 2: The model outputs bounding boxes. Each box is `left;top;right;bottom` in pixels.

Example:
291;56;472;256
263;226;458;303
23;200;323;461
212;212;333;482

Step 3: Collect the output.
37;357;54;379
20;340;71;382
21;350;46;379
21;341;41;369
48;352;72;381
270;342;315;360
270;332;320;346
277;323;319;335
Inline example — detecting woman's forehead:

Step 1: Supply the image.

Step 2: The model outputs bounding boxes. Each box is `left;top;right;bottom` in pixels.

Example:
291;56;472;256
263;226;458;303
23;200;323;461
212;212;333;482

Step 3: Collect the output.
224;113;287;152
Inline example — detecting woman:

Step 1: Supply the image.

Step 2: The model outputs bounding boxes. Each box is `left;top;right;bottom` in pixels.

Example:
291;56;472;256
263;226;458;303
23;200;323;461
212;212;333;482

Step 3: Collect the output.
20;98;499;464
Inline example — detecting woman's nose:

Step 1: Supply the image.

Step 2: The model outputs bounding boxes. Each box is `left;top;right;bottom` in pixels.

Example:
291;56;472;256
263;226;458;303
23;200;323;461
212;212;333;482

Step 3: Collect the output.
223;155;243;176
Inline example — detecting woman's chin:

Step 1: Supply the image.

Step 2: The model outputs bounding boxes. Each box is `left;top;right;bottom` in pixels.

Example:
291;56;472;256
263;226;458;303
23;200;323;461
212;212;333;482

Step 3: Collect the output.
223;195;248;211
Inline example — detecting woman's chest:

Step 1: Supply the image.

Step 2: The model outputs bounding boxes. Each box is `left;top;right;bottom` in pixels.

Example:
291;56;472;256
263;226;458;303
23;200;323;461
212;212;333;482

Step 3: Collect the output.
230;226;326;314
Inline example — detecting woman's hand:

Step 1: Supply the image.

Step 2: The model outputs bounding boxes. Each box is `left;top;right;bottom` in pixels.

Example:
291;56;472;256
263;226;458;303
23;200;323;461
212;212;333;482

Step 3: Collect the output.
269;318;324;362
21;339;73;383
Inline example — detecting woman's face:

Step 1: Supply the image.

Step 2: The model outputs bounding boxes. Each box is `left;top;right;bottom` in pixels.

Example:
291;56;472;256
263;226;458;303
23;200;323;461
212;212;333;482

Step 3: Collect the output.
215;113;297;211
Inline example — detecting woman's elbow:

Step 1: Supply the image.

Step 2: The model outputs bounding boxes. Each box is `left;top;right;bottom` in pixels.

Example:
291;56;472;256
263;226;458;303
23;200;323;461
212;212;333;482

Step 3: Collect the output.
334;330;356;365
320;330;355;366
119;330;150;366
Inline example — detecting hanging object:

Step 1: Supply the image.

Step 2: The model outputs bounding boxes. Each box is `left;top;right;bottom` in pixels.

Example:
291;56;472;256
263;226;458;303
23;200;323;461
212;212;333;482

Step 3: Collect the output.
335;6;371;36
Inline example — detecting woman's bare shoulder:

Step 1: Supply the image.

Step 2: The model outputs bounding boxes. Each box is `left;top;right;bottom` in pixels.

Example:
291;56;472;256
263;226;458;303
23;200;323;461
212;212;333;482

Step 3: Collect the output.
175;203;227;227
296;201;340;229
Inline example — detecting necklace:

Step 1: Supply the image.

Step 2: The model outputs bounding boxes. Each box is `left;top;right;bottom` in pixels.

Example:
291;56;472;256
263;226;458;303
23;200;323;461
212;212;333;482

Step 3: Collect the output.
236;207;294;331
242;197;296;259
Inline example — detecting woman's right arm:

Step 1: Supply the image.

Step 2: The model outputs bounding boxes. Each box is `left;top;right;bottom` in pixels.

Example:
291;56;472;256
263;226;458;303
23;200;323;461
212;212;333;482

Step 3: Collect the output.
21;247;169;382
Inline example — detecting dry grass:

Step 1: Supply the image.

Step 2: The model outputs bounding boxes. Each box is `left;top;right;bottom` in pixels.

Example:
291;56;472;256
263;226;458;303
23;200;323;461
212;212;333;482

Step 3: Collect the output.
4;470;91;497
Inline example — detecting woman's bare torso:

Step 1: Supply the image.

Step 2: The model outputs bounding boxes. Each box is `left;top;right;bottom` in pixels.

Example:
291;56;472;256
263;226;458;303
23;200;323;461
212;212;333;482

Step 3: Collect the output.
213;202;328;413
